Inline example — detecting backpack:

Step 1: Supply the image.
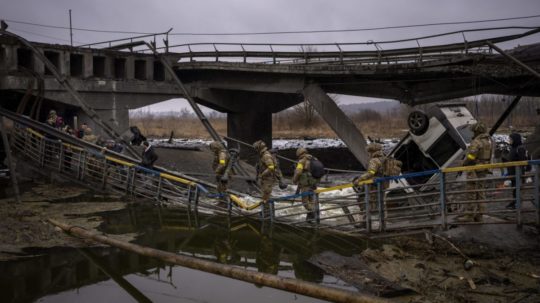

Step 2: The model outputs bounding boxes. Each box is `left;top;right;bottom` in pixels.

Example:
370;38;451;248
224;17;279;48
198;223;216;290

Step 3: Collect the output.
309;157;326;179
382;156;402;177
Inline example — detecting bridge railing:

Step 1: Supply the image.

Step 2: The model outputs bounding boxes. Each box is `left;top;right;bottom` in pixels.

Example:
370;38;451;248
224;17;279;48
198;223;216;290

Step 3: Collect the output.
158;26;540;65
7;119;539;234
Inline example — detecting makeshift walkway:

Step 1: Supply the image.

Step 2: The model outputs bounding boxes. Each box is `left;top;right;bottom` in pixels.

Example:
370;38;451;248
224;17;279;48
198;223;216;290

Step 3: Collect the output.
2;108;539;236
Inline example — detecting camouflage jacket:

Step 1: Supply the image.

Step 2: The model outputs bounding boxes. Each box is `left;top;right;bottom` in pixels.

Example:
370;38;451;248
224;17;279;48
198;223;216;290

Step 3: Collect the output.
212;149;229;175
359;151;384;181
257;148;277;180
292;154;313;185
463;133;492;166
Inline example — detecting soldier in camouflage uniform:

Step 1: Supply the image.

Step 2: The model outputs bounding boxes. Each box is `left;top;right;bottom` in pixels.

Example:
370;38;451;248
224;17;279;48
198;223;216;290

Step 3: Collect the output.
253;140;277;205
460;121;492;222
209;141;229;195
353;143;387;215
292;147;319;220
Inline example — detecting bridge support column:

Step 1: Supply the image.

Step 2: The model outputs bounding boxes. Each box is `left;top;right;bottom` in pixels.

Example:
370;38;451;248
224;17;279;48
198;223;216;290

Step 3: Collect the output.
303;84;369;167
227;111;272;150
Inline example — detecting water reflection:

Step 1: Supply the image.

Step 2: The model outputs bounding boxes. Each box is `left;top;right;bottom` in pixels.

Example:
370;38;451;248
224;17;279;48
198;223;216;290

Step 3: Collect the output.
0;204;365;303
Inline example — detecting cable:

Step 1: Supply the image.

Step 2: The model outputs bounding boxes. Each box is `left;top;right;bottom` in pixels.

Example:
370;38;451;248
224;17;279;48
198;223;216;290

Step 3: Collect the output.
10;27;88;44
169;14;540;36
3;13;540;36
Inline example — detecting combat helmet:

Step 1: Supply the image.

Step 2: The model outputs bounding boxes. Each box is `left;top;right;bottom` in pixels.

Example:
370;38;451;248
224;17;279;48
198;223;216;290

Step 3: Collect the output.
366;142;383;153
471;121;487;134
209;141;223;152
253;140;267;152
296;147;307;158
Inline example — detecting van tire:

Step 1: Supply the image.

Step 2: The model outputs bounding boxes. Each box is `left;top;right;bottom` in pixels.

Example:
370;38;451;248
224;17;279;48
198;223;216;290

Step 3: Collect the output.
408;110;429;136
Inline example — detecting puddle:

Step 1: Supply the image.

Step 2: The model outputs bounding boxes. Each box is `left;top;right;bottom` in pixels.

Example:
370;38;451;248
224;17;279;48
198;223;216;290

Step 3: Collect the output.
0;204;369;303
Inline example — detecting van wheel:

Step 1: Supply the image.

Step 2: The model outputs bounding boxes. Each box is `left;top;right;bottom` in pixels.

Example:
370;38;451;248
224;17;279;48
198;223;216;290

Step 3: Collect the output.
408;110;429;136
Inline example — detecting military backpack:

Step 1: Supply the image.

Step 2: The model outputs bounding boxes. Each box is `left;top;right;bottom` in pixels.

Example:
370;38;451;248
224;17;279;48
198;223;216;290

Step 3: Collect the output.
382;156;402;177
309;157;326;179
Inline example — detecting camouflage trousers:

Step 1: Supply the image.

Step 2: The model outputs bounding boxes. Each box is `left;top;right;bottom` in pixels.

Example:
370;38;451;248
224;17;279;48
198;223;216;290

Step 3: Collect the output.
465;170;487;221
215;175;228;195
299;185;317;212
259;177;276;202
259;177;276;216
365;182;389;213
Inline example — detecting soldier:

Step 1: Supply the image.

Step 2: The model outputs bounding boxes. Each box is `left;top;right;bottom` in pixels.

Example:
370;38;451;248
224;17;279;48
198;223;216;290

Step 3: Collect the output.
46;110;57;128
253;140;277;208
292;147;320;221
209;141;229;196
460;121;492;222
82;127;98;144
353;143;386;218
269;148;287;190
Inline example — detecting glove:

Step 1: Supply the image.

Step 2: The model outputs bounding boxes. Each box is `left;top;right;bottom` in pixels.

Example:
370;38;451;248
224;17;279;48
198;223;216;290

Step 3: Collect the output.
525;177;533;184
279;181;288;190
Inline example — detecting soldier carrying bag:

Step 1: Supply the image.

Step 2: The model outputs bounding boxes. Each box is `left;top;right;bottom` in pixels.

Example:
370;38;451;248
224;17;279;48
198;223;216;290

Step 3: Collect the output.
382;156;402;177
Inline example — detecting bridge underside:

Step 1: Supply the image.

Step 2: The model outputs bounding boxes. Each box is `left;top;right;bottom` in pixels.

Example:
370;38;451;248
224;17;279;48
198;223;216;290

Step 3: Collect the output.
174;56;540;165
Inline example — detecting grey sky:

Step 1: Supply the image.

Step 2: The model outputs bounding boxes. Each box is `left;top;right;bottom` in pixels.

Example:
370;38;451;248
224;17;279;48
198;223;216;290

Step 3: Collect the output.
2;0;540;111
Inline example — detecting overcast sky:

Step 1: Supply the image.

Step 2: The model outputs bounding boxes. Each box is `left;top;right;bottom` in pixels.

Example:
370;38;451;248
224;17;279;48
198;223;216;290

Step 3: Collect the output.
2;0;540;112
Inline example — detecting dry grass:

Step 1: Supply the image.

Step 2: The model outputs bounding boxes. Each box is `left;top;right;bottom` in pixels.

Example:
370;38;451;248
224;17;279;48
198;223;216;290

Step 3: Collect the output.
130;113;408;139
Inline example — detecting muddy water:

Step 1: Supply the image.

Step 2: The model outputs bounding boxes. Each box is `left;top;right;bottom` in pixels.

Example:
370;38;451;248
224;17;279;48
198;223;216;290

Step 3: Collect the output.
1;204;367;303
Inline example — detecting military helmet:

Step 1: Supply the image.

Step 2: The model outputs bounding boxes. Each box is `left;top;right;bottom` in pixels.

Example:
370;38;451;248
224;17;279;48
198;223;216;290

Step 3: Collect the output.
366;142;383;153
296;147;307;157
471;121;487;134
84;127;93;135
209;141;223;152
49;110;57;116
252;140;267;152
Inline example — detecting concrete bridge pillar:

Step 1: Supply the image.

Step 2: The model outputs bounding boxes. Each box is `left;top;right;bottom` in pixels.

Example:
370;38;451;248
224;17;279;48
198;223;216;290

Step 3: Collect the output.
227;111;272;150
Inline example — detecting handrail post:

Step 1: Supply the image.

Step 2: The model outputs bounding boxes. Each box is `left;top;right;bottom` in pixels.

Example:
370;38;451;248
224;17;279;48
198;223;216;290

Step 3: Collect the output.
365;184;371;233
534;164;539;226
79;152;87;180
194;185;199;210
156;175;163;204
227;195;232;217
269;200;275;223
335;43;343;64
57;140;64;172
377;181;385;232
101;157;108;188
440;172;447;230
76;152;82;180
187;185;193;209
516;166;522;229
314;192;320;225
124;167;132;194
39;137;45;167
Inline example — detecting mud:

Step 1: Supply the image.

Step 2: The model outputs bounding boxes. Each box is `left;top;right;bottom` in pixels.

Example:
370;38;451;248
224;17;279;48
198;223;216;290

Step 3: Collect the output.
356;227;540;302
0;182;134;261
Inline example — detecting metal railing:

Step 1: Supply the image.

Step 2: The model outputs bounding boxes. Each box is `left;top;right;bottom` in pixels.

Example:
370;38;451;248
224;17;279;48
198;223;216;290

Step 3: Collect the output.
7;117;540;235
163;26;540;65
